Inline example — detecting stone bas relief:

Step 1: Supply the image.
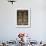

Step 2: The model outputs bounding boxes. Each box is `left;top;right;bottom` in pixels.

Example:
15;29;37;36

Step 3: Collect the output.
17;10;28;25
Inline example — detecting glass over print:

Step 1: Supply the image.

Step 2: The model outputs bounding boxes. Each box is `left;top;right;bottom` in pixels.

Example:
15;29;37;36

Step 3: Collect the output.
17;10;28;25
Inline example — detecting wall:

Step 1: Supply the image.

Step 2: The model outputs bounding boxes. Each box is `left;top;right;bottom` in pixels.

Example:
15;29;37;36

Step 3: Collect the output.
0;0;46;42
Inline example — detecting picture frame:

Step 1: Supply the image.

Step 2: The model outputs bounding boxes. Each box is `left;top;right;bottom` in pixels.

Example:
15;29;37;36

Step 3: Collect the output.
16;8;31;28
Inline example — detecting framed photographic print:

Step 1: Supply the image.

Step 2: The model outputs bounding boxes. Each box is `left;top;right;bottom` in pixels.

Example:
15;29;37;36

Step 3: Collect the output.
16;8;31;28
